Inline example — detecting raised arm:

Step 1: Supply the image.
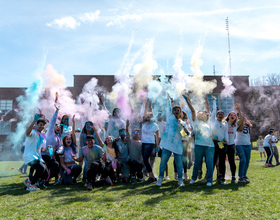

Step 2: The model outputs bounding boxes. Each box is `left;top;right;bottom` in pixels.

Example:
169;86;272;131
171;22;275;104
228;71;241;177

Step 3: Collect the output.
26;114;40;136
209;96;217;124
182;94;196;122
92;124;104;148
205;95;210;113
46;105;59;137
71;115;77;146
236;104;244;127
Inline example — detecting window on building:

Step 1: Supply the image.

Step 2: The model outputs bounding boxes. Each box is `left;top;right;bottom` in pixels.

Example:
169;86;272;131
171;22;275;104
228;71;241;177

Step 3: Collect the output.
207;94;234;116
0;121;11;135
0;100;13;113
220;96;234;116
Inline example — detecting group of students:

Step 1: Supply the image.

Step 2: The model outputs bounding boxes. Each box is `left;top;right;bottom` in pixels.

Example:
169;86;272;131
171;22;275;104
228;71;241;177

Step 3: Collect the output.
20;93;253;191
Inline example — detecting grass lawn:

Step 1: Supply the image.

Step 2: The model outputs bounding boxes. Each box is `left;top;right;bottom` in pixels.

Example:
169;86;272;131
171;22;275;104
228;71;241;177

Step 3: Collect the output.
1;148;280;220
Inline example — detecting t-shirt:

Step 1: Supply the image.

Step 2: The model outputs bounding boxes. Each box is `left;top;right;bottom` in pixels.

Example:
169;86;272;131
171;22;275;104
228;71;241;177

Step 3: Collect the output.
128;139;143;163
212;120;228;142
160;115;187;155
235;124;251;145
23;129;46;164
141;122;159;144
227;123;238;145
61;146;75;163
193;120;214;147
272;136;277;147
115;140;129;159
79;145;104;169
103;146;116;162
263;134;272;147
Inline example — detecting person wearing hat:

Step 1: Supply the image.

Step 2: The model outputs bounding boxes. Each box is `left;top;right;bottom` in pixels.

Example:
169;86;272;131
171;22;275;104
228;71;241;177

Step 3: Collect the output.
157;96;190;187
23;113;49;191
210;97;229;184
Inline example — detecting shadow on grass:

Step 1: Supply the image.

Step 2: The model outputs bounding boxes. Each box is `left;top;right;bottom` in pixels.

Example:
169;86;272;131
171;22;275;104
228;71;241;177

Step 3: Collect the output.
0;177;250;207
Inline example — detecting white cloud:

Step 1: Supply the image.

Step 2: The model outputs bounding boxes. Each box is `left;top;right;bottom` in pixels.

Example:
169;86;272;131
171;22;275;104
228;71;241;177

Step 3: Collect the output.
78;10;100;22
47;16;80;30
47;10;100;30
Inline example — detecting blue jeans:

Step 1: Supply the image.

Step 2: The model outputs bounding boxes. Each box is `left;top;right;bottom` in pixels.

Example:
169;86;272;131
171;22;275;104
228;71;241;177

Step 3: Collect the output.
192;145;215;183
235;145;251;179
159;148;183;180
83;159;88;178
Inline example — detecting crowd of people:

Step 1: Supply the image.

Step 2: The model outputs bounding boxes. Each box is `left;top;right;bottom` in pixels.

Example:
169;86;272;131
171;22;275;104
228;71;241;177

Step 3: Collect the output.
19;93;262;191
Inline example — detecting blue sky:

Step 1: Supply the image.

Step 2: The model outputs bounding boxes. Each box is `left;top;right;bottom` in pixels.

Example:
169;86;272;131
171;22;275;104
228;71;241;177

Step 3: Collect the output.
1;0;280;87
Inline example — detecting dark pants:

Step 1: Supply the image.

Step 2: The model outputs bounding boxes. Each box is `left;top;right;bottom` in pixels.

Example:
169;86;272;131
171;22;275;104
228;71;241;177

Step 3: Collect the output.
264;146;273;164
218;144;236;180
42;155;59;180
142;143;155;173
60;164;82;185
87;161;112;184
128;159;143;179
27;160;48;185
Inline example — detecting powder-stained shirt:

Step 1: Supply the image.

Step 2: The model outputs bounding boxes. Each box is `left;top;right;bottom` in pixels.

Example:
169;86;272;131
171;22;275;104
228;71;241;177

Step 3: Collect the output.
79;145;104;169
23;129;46;164
128;139;143;163
227;122;238;145
141;122;159;144
160;114;187;155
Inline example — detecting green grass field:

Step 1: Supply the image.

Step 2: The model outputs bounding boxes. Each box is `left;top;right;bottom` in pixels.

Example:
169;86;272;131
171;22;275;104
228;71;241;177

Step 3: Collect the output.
1;149;280;220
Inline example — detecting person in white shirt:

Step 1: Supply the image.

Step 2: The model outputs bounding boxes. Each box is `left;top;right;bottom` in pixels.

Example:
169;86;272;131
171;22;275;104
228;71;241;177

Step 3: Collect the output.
263;129;275;166
141;99;159;184
223;104;244;184
23;114;49;191
235;114;253;182
183;94;216;187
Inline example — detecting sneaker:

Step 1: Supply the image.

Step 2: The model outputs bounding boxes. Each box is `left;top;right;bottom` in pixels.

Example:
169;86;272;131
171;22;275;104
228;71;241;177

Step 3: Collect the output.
260;158;263;161
238;178;246;183
23;171;29;175
189;179;195;184
265;163;274;167
198;170;203;180
164;176;170;181
206;182;212;187
18;168;24;174
139;176;146;182
174;173;178;180
243;176;250;181
26;185;40;191
184;173;189;180
87;182;93;190
221;180;227;185
23;178;31;187
178;179;185;186
146;177;157;184
105;176;113;186
276;162;280;166
231;177;236;184
131;177;137;184
157;177;163;186
77;174;82;180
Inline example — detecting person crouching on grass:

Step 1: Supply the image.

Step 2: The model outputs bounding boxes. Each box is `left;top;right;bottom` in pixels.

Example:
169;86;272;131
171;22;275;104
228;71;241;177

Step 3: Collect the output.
23;114;48;191
157;96;190;187
72;133;113;190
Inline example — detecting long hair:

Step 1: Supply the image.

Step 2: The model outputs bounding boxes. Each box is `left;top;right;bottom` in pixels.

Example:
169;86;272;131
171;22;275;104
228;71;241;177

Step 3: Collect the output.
62;135;77;154
225;112;237;127
81;121;95;135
